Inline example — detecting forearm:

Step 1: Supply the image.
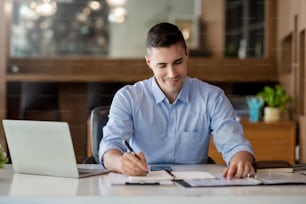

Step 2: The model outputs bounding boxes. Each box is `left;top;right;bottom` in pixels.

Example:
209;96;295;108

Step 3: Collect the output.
103;149;124;173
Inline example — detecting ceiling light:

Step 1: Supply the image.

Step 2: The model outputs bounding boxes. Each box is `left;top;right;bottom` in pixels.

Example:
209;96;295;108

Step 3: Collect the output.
106;0;126;7
36;0;57;16
108;7;127;23
88;0;101;10
19;4;39;20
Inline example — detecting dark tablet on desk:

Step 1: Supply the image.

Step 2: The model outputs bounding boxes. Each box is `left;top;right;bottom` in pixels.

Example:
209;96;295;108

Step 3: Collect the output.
151;165;172;171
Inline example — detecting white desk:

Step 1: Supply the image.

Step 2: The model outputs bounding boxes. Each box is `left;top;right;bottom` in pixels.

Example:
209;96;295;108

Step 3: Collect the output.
1;164;306;204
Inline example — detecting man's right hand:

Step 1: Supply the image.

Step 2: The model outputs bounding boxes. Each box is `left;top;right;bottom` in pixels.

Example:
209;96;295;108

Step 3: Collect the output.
103;149;148;176
120;152;148;176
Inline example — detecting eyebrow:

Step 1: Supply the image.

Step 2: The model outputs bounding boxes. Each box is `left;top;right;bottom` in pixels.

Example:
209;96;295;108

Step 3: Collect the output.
174;57;183;63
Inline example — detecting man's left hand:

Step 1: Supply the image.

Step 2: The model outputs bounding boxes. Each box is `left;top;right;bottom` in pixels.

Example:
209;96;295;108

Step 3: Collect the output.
222;151;255;179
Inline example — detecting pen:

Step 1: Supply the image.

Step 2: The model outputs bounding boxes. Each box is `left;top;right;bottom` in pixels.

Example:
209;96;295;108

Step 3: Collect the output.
123;139;143;161
123;139;135;153
123;139;148;173
125;182;160;185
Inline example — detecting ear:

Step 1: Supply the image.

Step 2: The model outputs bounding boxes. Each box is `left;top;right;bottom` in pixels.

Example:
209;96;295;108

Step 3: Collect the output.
185;47;190;57
145;54;151;68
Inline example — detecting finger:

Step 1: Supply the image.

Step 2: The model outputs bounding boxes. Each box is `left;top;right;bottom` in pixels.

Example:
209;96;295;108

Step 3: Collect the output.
239;161;256;178
136;152;149;172
225;165;237;179
241;165;250;178
222;167;229;178
125;152;148;174
126;152;148;173
120;153;147;176
234;162;244;178
246;163;256;177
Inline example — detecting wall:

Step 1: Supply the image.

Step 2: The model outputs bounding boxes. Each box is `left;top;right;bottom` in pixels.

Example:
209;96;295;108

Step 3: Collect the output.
277;0;306;162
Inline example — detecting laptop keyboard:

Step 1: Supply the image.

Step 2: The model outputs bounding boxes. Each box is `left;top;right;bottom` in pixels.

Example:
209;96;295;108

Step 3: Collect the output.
78;168;102;174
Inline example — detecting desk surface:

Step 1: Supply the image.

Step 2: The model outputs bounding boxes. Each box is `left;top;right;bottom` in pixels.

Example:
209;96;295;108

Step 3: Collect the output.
1;164;306;204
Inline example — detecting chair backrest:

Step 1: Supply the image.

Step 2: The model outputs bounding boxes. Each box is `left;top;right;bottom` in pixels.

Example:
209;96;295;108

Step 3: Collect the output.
90;106;110;164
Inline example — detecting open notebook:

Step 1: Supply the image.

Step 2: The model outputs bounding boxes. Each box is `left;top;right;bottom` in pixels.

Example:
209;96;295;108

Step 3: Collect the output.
3;119;109;178
109;170;216;185
109;169;306;187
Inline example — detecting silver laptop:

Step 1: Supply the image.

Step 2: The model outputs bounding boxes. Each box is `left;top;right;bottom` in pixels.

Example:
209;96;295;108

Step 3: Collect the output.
2;119;109;178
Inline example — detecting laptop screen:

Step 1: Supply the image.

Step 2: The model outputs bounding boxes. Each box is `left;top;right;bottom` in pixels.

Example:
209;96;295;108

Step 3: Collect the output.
3;120;80;178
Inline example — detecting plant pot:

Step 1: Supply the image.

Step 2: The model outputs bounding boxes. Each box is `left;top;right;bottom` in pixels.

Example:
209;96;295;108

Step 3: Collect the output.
264;107;281;122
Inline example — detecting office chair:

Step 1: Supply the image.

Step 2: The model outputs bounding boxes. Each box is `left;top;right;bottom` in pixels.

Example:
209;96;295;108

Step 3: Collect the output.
20;82;60;120
84;105;215;164
84;105;110;164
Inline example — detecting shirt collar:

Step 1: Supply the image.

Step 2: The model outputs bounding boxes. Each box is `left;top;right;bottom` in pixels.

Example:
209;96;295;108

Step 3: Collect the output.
178;78;190;104
151;77;190;104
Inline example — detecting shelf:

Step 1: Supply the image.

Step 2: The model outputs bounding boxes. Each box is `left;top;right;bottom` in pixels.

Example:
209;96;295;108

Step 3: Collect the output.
7;57;277;83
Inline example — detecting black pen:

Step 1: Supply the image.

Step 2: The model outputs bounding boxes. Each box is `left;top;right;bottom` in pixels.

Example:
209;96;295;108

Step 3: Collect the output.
123;139;148;173
123;139;142;160
123;139;135;153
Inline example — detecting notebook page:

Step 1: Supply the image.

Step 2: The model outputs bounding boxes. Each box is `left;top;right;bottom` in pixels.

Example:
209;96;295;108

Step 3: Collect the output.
109;172;173;185
128;170;173;182
172;171;216;180
184;174;261;187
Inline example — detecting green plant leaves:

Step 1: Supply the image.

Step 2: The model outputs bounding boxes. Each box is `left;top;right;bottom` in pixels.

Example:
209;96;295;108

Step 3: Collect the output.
0;145;8;168
256;85;292;111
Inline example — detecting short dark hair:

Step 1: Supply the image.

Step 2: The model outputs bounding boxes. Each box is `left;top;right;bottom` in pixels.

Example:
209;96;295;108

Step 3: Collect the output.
145;22;186;51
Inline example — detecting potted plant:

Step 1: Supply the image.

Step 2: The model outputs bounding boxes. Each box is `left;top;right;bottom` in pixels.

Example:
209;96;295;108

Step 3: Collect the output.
0;144;8;169
256;85;292;122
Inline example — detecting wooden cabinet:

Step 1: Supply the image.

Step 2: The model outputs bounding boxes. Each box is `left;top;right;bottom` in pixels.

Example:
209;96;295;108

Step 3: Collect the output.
209;120;296;164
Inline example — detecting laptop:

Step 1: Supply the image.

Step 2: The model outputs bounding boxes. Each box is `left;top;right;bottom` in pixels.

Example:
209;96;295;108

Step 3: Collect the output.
2;119;109;178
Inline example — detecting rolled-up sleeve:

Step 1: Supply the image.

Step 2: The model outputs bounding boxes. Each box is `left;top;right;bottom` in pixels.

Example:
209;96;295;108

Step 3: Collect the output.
209;90;255;165
98;89;134;168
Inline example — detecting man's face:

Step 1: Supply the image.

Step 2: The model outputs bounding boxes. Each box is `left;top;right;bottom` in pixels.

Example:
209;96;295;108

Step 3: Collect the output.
145;43;189;100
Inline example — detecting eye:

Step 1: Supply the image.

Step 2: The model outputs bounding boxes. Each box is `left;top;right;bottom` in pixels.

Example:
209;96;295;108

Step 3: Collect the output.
157;63;167;68
174;59;183;65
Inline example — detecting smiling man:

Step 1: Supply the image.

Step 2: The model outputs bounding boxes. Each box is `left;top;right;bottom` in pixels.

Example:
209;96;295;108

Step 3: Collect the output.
99;22;255;179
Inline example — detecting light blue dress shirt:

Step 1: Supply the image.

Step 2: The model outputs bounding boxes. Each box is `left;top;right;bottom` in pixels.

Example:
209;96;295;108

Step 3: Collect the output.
99;77;254;166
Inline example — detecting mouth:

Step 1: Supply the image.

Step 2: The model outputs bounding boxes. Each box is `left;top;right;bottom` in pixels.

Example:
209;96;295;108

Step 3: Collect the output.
167;78;179;85
166;76;181;84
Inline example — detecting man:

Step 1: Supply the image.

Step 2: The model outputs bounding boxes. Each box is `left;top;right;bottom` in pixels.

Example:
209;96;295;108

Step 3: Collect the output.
99;22;255;179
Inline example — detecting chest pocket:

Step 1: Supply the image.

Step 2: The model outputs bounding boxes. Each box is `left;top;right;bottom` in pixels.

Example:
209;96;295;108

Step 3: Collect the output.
176;128;210;163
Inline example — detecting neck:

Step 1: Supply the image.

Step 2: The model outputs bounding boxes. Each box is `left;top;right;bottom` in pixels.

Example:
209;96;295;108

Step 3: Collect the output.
165;92;179;104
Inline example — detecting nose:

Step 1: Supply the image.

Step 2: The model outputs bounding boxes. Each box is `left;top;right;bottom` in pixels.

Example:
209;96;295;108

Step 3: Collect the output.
167;66;177;78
